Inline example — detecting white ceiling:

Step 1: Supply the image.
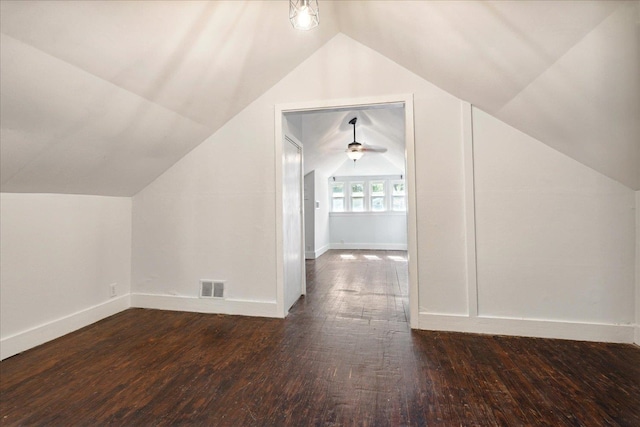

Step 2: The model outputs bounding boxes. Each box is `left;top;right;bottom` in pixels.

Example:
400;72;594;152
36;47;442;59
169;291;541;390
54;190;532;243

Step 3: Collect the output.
1;0;638;195
291;106;406;178
336;0;639;189
0;0;340;195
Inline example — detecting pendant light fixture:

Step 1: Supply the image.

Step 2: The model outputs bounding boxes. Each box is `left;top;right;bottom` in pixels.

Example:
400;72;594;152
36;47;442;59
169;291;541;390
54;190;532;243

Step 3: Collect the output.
290;0;319;31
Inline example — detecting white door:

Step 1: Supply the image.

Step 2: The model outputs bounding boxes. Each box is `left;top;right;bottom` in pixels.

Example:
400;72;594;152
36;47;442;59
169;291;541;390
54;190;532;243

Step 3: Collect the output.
283;136;304;312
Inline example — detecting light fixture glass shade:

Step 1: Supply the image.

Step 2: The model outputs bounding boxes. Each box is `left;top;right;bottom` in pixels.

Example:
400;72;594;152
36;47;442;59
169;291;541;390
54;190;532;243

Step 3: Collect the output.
290;0;319;31
347;150;364;161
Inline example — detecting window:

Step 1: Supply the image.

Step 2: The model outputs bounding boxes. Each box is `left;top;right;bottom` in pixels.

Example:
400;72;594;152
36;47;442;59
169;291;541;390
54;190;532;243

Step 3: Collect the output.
351;182;365;211
392;181;405;211
370;181;385;212
329;176;405;213
331;182;345;212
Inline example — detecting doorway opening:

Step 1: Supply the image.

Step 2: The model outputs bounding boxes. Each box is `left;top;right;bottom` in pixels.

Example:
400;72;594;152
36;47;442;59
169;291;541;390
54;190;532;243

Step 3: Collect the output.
275;95;418;328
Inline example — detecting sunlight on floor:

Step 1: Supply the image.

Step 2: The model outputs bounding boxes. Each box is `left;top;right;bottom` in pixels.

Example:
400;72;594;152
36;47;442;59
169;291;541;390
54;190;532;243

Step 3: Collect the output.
340;254;406;261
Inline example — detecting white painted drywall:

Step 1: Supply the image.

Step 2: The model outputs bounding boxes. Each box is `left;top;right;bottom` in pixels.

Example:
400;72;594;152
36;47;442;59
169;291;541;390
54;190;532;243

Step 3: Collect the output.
325;152;407;252
132;34;468;316
330;212;407;250
473;108;635;325
131;33;635;341
0;193;131;358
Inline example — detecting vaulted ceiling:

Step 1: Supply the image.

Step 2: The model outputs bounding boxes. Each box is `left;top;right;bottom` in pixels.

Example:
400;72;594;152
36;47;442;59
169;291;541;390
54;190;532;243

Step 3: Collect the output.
1;1;638;195
290;105;406;179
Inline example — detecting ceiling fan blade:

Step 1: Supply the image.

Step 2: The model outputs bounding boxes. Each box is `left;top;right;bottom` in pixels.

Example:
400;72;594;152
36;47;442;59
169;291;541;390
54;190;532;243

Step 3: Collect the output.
342;117;388;155
362;146;387;153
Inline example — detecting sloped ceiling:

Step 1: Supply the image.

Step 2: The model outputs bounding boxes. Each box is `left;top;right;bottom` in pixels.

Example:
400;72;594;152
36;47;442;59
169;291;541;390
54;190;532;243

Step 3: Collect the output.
0;0;340;195
336;0;639;189
292;106;406;178
1;0;638;195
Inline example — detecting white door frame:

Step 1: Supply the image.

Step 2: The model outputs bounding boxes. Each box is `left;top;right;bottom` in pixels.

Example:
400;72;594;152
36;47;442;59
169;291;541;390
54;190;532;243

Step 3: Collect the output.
274;94;419;327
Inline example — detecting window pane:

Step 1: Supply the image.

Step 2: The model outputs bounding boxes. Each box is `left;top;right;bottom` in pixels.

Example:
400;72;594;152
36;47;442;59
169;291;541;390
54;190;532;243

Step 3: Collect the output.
351;183;364;197
352;197;364;212
371;196;385;211
332;198;344;212
392;196;406;211
332;183;344;196
393;182;405;195
371;181;385;196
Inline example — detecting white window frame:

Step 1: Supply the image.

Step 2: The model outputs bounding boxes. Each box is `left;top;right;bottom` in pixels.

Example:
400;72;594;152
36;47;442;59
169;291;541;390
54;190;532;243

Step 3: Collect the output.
350;181;366;212
369;180;386;212
391;180;406;212
331;181;345;212
329;175;405;213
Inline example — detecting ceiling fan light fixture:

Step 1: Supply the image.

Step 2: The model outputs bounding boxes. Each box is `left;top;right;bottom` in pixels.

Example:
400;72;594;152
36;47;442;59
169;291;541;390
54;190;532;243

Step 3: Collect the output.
347;149;364;161
346;117;364;162
290;0;319;31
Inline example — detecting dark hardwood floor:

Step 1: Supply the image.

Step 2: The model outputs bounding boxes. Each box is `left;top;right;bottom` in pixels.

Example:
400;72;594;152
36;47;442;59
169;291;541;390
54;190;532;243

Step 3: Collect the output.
1;250;639;426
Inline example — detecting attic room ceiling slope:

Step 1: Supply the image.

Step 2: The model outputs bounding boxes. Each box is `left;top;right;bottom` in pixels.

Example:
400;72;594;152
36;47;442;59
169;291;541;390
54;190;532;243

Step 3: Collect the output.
335;0;640;189
0;0;340;195
1;1;638;195
291;106;406;178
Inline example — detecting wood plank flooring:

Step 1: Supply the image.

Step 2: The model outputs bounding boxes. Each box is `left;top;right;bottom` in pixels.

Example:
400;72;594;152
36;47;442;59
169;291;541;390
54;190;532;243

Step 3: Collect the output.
1;250;639;426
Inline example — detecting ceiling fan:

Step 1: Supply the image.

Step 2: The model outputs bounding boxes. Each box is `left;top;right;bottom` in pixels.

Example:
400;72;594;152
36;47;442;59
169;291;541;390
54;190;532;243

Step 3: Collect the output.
345;117;387;162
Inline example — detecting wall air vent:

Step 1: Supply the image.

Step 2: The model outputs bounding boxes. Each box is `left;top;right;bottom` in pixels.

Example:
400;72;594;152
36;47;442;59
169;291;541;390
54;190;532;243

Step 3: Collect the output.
200;280;213;298
213;281;225;298
200;280;225;299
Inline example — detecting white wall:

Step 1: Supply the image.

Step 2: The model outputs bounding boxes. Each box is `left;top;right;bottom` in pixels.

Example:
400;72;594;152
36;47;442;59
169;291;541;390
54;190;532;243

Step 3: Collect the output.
330;212;407;250
131;34;636;342
0;193;131;359
420;107;636;342
132;33;467;319
473;107;635;327
326;172;408;252
1;32;635;360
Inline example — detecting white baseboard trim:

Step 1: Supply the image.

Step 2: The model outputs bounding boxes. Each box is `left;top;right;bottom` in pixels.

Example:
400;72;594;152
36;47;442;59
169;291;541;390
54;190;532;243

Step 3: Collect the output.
418;312;635;344
315;244;330;258
635;325;639;346
0;295;131;360
305;244;330;260
330;243;408;251
131;293;280;318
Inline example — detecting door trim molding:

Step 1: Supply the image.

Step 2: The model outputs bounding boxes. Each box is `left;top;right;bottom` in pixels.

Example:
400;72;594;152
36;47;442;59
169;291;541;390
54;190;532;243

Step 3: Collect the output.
274;94;418;326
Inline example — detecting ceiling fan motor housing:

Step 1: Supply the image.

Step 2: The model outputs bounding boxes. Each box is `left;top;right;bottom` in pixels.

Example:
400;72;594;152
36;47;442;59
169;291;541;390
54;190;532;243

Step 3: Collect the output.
348;141;363;152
